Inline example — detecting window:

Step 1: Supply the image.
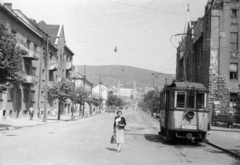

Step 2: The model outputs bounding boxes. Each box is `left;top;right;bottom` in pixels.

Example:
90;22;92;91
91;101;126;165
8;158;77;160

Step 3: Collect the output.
232;9;238;17
25;64;30;75
230;63;238;80
26;40;31;49
31;90;35;102
32;67;36;76
49;70;54;81
34;44;37;53
42;69;45;78
49;52;53;60
176;91;185;108
230;32;238;51
169;91;175;108
23;87;28;102
7;88;14;101
197;93;205;109
230;93;238;108
187;92;195;108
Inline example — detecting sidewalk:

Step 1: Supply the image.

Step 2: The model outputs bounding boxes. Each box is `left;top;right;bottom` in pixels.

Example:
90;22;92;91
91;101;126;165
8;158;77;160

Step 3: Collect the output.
206;126;240;158
0;113;98;131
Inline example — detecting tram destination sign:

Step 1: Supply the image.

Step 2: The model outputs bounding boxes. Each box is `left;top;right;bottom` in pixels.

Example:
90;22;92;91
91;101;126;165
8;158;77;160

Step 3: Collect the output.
181;125;197;129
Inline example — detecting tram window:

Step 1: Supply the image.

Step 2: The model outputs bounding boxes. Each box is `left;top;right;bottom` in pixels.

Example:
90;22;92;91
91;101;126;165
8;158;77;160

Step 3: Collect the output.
170;91;175;108
176;91;185;108
197;93;205;109
187;92;195;108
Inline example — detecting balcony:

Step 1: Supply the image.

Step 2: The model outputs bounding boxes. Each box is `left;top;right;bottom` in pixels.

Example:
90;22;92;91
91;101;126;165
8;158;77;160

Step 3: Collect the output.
48;60;58;71
66;62;73;70
22;74;37;85
22;49;39;61
18;42;28;55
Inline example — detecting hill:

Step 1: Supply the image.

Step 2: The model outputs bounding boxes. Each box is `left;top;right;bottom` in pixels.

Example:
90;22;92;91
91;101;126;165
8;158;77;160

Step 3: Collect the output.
75;65;175;92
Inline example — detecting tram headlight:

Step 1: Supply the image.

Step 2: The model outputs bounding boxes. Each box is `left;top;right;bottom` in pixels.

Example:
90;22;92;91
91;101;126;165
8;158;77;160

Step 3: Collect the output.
186;111;195;120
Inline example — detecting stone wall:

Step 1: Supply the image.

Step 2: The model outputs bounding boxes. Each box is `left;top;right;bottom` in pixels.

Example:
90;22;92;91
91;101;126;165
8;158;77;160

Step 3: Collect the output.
208;67;230;114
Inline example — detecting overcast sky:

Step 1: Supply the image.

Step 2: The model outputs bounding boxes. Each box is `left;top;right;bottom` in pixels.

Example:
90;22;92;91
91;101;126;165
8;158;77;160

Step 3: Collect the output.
6;0;208;73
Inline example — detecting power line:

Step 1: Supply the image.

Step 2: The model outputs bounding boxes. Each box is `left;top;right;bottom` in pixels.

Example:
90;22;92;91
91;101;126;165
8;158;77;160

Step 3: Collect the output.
66;38;162;52
107;0;184;16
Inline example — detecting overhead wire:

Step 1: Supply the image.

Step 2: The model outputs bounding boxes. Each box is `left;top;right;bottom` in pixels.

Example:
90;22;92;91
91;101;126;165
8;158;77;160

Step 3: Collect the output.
106;0;184;16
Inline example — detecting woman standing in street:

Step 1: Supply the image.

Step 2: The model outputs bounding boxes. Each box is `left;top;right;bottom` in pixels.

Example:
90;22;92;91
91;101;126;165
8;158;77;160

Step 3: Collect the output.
113;111;126;152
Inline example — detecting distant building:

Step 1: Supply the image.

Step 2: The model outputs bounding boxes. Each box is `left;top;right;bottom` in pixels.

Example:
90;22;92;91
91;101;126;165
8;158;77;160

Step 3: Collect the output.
92;84;109;111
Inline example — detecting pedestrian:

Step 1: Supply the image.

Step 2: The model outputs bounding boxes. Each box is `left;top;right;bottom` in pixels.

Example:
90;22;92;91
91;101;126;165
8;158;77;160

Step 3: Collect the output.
52;107;57;116
113;111;126;152
227;113;235;129
29;107;34;120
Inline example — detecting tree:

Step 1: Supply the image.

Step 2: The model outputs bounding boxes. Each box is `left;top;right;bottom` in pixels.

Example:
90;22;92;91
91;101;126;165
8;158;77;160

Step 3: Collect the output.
140;90;155;114
69;86;90;117
0;21;23;92
48;79;75;120
108;94;124;107
48;79;91;120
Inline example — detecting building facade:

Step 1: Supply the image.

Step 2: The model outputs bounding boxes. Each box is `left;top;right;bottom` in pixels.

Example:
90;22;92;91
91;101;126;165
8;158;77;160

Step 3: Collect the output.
0;3;74;118
176;0;240;113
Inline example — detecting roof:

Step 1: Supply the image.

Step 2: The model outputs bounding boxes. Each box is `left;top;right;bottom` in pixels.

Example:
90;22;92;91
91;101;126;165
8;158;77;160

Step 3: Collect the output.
64;45;74;56
38;21;60;43
168;81;207;90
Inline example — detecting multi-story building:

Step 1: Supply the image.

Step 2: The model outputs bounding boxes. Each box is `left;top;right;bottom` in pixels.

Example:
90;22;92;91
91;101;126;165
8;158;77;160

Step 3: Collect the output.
0;3;74;118
176;0;240;113
38;21;75;114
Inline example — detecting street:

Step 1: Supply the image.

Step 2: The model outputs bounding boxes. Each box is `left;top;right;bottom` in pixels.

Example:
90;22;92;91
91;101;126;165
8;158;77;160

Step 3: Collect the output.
0;108;239;165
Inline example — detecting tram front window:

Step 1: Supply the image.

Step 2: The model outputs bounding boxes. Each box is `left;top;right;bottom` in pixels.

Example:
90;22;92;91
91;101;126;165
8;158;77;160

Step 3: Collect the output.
197;93;205;109
176;91;185;108
187;92;195;108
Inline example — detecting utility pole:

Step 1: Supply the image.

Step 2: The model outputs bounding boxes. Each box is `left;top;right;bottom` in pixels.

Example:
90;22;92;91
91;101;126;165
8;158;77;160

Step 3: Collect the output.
83;65;86;116
99;75;101;112
43;34;49;122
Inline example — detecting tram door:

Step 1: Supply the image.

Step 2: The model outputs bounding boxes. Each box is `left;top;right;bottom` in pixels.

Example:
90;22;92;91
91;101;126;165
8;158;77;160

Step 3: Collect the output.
165;91;170;130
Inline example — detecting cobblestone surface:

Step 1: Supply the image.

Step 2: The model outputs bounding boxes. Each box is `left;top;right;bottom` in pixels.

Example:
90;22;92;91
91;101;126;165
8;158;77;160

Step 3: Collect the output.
0;109;239;165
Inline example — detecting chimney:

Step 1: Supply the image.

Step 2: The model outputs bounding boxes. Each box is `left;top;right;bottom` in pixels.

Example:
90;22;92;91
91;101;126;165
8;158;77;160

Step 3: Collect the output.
4;3;12;10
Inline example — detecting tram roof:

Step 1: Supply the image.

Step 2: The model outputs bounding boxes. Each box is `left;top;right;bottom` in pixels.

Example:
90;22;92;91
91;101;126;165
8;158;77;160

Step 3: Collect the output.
164;81;208;91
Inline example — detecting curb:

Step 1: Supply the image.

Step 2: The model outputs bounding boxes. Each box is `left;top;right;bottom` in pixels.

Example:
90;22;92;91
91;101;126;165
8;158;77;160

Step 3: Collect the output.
0;113;102;131
204;140;240;160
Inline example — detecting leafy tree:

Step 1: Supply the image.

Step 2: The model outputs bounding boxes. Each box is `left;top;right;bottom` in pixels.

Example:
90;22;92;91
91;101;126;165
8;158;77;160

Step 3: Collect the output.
138;90;155;114
48;79;91;120
48;79;75;120
69;86;90;117
108;94;124;107
0;21;23;92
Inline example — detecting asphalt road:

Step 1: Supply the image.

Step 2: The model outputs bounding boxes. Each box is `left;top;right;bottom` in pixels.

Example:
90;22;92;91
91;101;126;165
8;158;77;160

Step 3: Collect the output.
0;109;239;165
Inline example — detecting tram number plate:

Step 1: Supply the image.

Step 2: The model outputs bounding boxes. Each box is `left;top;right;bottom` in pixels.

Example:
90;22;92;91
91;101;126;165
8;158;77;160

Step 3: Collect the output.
181;125;197;129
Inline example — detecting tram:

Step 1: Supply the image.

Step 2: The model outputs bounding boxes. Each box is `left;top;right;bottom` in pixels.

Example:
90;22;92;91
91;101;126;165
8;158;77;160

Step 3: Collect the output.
159;81;209;144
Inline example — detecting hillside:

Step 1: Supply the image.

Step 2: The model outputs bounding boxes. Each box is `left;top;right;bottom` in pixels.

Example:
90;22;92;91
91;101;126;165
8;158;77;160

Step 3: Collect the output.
75;65;175;92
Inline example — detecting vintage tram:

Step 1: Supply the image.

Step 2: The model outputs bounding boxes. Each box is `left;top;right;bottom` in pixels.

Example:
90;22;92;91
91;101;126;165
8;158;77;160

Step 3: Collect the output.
159;81;209;144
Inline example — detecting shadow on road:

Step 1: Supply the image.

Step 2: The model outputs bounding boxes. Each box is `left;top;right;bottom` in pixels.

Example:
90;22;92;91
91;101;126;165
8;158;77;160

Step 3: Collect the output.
5;134;17;136
144;134;161;143
106;147;117;152
0;124;13;128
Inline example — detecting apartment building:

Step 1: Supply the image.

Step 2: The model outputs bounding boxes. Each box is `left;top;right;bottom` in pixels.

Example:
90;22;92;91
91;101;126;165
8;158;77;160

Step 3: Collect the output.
176;0;240;113
38;21;75;114
0;3;75;118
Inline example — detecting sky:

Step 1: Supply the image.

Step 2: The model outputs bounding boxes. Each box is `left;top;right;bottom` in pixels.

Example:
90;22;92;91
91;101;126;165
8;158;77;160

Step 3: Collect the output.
6;0;209;73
